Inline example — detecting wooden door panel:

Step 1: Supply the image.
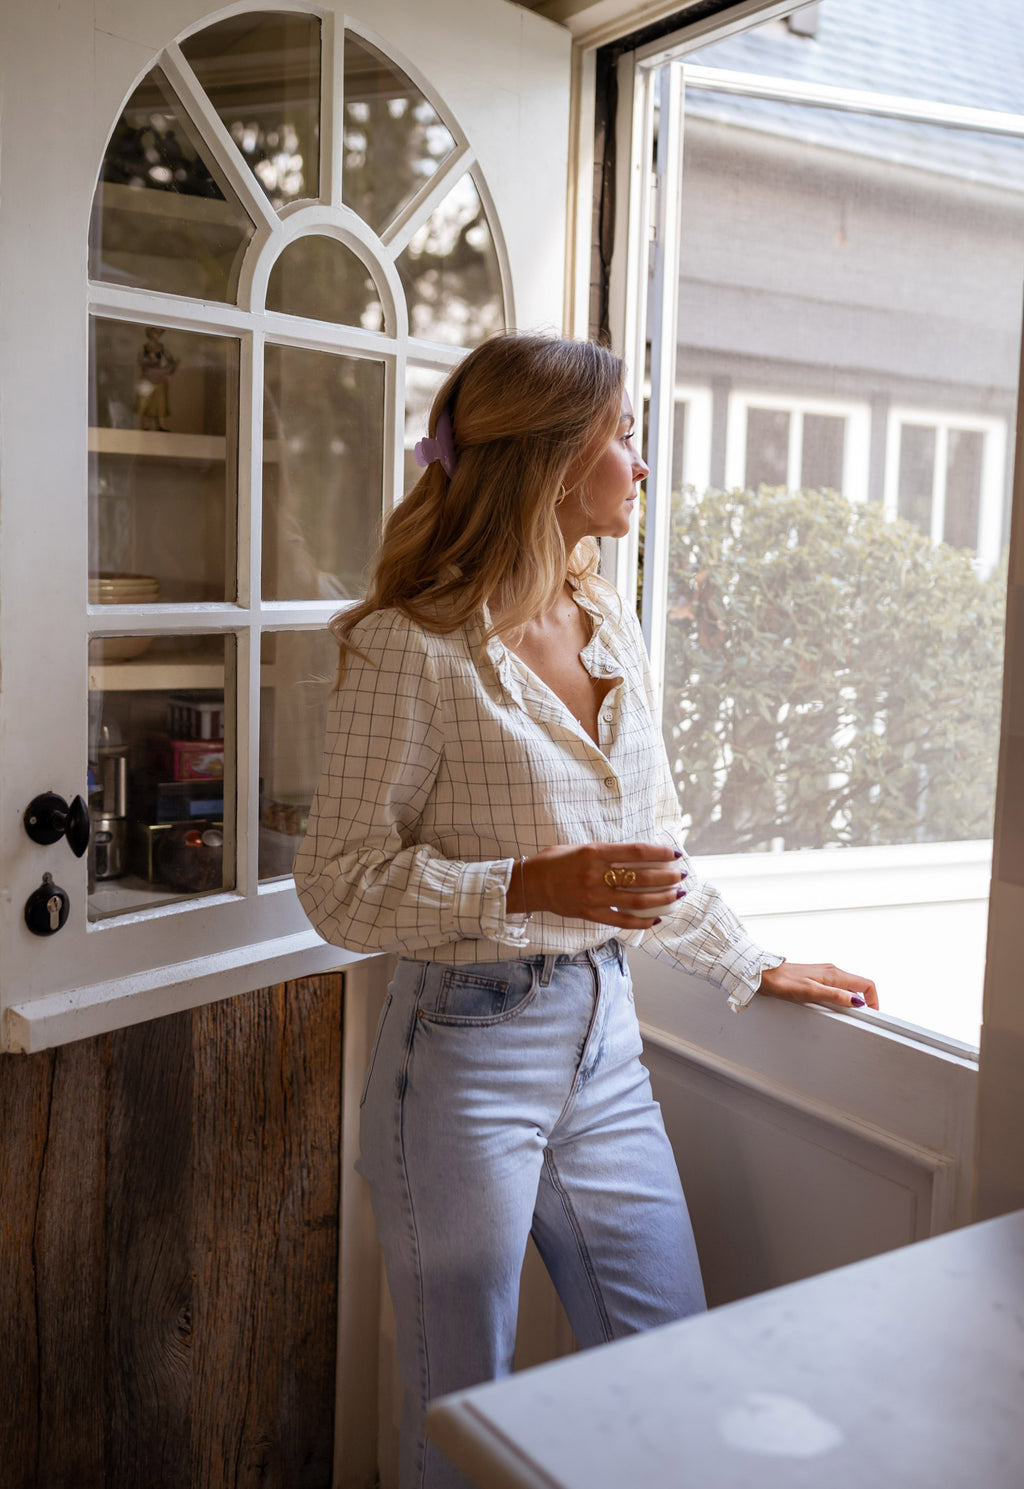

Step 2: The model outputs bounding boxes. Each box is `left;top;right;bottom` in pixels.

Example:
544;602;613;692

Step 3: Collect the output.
0;974;343;1489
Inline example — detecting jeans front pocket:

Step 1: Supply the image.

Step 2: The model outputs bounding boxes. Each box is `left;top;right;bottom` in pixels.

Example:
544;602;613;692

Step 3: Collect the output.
419;961;538;1026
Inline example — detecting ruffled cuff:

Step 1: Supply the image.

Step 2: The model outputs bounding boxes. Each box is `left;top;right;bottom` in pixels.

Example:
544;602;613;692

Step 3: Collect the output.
458;857;532;949
726;947;787;1012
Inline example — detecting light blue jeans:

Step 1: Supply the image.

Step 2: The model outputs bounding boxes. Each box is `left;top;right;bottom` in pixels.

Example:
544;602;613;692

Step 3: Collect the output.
358;940;706;1489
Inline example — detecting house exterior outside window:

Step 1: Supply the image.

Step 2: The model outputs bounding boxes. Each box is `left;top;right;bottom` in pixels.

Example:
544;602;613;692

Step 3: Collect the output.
626;0;1024;1045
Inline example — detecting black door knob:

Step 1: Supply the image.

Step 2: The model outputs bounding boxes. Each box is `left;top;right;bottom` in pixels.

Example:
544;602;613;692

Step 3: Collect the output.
25;873;70;936
24;792;91;857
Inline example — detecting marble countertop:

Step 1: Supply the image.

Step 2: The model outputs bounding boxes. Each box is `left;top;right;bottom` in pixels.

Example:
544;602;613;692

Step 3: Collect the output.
427;1209;1024;1488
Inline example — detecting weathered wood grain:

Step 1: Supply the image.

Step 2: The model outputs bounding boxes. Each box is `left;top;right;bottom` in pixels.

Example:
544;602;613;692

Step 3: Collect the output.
106;1011;195;1489
1;973;346;1489
191;976;343;1489
0;1046;54;1489
34;1038;107;1489
0;1038;107;1489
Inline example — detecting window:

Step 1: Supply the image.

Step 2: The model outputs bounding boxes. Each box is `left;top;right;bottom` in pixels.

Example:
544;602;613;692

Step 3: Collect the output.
725;393;870;501
630;8;1024;1045
885;409;1007;571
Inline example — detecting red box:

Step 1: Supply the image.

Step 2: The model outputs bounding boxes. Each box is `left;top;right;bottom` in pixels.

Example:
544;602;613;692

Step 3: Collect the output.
152;737;225;782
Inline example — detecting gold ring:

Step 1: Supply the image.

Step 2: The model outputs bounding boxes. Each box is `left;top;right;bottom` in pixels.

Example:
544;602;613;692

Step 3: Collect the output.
603;868;619;888
621;870;637;887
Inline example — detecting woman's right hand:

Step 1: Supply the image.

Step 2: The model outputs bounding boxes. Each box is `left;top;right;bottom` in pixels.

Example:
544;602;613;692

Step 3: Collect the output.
512;842;687;929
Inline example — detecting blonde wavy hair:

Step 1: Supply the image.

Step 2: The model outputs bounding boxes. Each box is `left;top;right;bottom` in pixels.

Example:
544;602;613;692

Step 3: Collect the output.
332;333;625;679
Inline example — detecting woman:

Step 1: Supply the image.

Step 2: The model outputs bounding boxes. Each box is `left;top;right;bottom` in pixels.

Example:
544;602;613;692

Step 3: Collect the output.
295;333;877;1489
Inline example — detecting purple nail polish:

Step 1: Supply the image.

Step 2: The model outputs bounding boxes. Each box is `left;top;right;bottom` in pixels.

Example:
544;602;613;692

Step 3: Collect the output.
673;850;683;859
653;918;663;925
675;888;687;900
850;995;866;1008
680;870;688;879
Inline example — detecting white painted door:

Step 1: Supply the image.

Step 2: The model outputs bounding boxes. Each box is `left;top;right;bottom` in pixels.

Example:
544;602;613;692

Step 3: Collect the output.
601;5;1024;1302
0;0;571;1052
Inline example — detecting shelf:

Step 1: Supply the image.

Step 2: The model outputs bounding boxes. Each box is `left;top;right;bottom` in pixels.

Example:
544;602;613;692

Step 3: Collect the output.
89;427;226;461
89;654;227;692
94;180;246;226
88;653;275;692
88;428;283;462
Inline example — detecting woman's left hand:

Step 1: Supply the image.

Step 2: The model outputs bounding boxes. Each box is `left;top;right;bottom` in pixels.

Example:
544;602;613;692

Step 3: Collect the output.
757;960;878;1012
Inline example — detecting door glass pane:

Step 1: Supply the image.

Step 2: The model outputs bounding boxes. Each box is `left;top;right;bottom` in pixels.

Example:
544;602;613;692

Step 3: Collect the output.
90;69;256;302
897;424;936;532
266;235;384;330
745;407;789;487
263;346;384;600
397;174;504;346
259;629;338;881
404;363;449;492
87;634;234;920
803;413;845;491
89;319;238;603
181;12;321;209
944;428;984;550
342;33;457;234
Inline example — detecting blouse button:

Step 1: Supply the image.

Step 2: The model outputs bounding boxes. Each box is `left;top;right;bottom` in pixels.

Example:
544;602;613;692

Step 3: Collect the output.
604;775;616;789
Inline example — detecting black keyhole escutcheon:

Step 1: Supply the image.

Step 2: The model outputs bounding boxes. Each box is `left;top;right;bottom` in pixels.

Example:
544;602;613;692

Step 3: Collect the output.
25;873;70;937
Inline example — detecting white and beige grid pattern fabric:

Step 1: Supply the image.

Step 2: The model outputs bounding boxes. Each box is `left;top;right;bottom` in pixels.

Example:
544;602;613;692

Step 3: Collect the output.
294;586;782;1010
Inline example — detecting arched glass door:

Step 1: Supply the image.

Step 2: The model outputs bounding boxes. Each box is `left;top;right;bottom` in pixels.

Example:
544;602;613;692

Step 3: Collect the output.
86;10;510;921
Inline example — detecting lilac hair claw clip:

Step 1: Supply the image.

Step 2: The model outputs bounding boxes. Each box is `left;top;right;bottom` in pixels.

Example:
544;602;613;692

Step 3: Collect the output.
414;406;458;479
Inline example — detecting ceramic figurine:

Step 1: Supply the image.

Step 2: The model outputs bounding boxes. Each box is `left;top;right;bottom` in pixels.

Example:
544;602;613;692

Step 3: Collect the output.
135;326;178;431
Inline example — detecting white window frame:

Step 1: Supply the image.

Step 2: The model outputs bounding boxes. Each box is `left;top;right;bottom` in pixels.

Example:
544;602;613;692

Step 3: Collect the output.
612;42;1024;1052
725;390;871;501
884;407;1008;572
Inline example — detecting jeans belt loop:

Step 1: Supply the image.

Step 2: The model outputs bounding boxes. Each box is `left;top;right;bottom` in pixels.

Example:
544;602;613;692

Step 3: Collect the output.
540;954;557;987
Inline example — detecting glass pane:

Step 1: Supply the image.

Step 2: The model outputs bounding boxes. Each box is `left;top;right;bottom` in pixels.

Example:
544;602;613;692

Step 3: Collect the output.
266;235;384;330
802;413;845;491
397;174;504;346
87;634;234;920
263;346;384;600
90;69;255;302
181;11;320;209
89;320;238;603
944;428;984;550
404;364;449;492
647;43;1024;1042
745;407;789;487
259;630;338;881
898;424;936;533
342;33;457;234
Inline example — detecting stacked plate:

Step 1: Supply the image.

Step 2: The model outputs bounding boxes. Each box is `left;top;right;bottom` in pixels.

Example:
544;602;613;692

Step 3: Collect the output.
89;573;160;661
89;572;161;605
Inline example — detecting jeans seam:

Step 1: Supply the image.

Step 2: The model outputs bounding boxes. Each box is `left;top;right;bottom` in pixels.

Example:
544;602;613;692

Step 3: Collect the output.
542;1146;615;1345
397;962;432;1489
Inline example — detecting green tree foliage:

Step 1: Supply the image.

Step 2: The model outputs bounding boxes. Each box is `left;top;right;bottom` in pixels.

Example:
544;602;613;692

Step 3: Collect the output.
662;486;1006;854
